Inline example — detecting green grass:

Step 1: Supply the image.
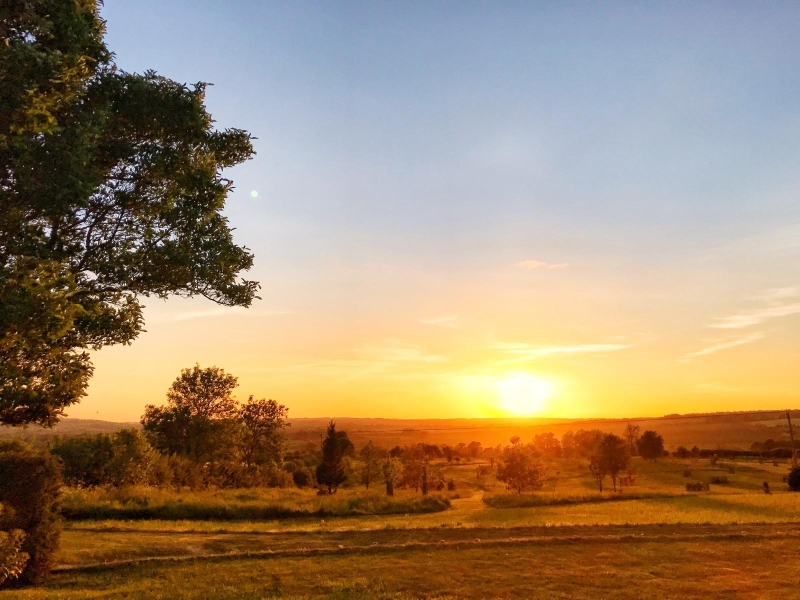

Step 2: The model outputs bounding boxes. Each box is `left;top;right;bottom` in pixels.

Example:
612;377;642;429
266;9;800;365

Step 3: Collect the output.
61;487;450;521
6;526;800;598
7;457;799;597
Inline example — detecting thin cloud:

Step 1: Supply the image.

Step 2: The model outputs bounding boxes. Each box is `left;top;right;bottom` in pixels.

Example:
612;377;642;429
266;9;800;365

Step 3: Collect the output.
711;286;800;329
683;332;764;360
493;341;630;364
516;259;568;270
421;315;460;328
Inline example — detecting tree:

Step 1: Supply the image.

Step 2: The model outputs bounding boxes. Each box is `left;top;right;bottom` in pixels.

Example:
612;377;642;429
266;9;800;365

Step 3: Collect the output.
588;454;607;492
141;365;240;462
496;440;543;494
239;396;288;468
532;432;562;458
637;430;665;460
0;1;258;426
359;441;381;489
624;423;641;456
594;434;629;492
382;458;403;496
315;421;347;494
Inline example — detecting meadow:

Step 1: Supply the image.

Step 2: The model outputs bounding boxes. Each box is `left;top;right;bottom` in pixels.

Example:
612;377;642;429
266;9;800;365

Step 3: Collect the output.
4;454;799;598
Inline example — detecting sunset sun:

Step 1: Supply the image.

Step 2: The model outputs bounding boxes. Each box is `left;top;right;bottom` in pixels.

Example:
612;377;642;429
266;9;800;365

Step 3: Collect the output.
497;374;555;416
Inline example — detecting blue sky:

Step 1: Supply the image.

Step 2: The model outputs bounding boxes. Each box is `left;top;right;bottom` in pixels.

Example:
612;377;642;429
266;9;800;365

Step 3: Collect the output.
81;1;800;421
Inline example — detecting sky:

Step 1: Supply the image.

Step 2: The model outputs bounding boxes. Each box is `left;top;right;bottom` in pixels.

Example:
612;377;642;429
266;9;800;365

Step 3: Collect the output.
74;1;800;422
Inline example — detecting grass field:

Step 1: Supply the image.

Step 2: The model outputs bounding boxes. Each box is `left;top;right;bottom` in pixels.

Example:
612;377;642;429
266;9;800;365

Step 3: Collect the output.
5;456;800;598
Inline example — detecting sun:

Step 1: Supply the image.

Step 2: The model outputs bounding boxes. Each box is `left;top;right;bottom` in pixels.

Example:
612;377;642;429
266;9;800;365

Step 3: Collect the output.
497;374;555;416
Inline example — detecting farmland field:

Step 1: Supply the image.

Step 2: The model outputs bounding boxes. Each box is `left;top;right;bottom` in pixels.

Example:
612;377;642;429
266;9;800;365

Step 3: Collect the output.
5;456;800;599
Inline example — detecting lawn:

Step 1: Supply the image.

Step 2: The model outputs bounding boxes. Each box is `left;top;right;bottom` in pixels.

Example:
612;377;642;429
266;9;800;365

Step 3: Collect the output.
5;457;799;598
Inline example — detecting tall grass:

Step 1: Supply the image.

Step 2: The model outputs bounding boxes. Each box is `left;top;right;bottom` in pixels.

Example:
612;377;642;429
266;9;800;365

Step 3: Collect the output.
61;487;450;521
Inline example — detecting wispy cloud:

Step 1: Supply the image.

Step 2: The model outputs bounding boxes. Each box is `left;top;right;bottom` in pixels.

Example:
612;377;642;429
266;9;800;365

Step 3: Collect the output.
710;286;800;329
515;259;568;270
420;315;460;328
174;308;292;321
492;341;630;364
683;332;764;360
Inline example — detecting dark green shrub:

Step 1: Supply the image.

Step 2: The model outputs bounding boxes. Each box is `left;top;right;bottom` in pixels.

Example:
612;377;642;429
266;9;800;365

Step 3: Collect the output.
686;482;709;492
709;476;728;485
292;468;313;488
788;467;800;491
0;449;62;584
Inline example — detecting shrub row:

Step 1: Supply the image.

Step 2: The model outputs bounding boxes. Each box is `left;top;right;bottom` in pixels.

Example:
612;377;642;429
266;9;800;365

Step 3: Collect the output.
60;492;450;521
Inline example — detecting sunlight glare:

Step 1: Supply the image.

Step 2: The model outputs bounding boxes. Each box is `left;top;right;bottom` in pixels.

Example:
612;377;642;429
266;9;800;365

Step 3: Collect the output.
497;374;555;416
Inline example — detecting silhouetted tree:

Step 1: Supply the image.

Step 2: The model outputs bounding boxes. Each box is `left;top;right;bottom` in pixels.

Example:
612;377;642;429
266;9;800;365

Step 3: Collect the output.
624;423;641;456
637;430;665;460
496;439;543;494
532;432;562;458
315;421;347;493
594;434;629;491
0;2;257;426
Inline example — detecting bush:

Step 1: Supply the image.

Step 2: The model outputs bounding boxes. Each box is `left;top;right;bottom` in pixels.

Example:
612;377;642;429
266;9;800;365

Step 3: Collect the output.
0;525;28;587
709;476;729;485
686;482;709;492
788;467;800;492
0;449;63;584
292;468;314;488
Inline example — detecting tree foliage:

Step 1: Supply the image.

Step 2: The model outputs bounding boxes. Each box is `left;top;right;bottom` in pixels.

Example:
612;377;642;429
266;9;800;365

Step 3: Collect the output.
496;438;543;494
590;433;630;492
382;457;403;496
637;430;665;460
788;466;800;492
315;421;347;494
0;445;62;584
240;396;288;468
0;1;258;426
141;365;240;462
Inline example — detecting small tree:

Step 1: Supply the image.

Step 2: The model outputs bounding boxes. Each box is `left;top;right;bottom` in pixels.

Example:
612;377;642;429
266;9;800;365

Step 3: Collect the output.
359;441;381;489
496;439;543;494
624;423;641;456
588;454;607;492
315;421;347;494
382;458;403;496
595;434;630;492
637;430;665;460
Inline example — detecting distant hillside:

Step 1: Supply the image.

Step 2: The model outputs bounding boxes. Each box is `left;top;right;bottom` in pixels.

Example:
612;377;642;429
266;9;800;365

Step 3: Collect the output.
2;410;797;451
0;418;140;440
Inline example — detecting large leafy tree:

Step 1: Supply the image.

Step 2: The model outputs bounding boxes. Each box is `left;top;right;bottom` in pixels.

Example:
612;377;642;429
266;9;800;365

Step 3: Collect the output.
141;365;240;462
0;1;258;426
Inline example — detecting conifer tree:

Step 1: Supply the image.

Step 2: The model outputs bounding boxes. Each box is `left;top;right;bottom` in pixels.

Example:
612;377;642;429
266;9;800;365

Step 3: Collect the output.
316;421;347;494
